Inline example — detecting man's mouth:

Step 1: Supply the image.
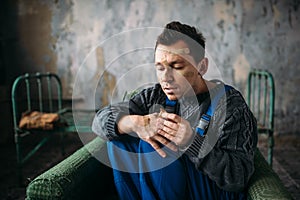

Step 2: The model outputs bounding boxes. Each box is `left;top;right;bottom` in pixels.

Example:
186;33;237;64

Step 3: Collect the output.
163;87;178;94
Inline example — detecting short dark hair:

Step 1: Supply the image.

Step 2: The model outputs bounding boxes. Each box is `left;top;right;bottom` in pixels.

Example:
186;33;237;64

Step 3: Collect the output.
155;21;206;63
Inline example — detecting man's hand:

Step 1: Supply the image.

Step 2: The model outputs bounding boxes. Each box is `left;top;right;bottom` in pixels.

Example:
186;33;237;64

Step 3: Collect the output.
157;112;194;149
117;114;177;157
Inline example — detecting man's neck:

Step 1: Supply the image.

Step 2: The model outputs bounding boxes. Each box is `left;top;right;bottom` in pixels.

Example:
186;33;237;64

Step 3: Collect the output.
193;78;217;95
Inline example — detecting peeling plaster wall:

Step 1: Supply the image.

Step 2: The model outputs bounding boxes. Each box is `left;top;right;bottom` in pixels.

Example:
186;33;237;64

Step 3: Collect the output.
10;0;300;136
239;1;300;134
17;1;57;73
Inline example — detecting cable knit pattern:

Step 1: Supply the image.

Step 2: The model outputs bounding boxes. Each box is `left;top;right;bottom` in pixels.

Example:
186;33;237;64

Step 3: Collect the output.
92;83;257;192
92;102;130;140
188;88;258;192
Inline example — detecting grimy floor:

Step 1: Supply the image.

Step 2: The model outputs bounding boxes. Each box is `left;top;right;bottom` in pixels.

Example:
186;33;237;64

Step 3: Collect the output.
258;135;300;200
0;133;299;200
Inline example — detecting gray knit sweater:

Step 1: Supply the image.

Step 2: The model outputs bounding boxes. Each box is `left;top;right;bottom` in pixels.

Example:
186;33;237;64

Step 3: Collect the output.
92;83;258;192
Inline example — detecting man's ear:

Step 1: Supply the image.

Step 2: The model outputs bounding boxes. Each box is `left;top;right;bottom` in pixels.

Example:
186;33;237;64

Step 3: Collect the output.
197;57;208;76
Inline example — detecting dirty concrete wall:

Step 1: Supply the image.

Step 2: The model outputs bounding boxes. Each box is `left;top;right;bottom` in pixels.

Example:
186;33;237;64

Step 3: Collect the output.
2;0;299;144
239;1;300;134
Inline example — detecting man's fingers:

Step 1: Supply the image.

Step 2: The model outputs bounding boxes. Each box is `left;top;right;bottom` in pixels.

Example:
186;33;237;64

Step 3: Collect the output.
146;139;167;158
163;120;179;130
157;129;176;144
157;118;178;135
161;125;177;136
161;112;181;123
152;135;178;152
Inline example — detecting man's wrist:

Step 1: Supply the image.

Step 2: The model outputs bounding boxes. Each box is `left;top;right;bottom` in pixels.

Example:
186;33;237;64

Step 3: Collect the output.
117;115;136;134
179;142;192;152
178;128;196;152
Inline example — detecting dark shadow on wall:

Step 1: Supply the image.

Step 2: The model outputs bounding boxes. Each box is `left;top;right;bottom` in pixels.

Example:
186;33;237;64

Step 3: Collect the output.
0;0;20;145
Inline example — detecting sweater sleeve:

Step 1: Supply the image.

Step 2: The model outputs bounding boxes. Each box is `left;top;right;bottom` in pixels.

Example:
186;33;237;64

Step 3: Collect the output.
185;89;258;192
92;101;130;140
92;85;164;140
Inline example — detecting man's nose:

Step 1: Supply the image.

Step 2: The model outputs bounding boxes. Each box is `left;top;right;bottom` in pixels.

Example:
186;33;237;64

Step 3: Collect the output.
161;67;174;82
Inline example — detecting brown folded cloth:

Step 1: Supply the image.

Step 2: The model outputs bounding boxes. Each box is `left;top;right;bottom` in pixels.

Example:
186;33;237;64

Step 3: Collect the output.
19;111;60;130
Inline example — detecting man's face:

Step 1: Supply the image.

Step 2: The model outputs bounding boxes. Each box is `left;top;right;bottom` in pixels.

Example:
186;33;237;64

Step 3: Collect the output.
155;40;200;101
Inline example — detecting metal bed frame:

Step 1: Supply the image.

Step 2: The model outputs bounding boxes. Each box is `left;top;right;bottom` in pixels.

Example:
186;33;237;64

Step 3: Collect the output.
11;72;95;185
247;69;275;167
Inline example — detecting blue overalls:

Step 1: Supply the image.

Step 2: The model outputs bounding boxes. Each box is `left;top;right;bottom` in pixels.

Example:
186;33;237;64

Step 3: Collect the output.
107;85;245;200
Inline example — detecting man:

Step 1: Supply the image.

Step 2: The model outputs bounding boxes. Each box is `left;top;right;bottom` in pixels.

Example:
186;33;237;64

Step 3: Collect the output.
92;21;257;199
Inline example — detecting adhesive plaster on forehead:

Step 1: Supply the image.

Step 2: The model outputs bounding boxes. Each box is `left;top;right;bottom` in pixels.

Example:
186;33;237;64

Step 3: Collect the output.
157;47;190;55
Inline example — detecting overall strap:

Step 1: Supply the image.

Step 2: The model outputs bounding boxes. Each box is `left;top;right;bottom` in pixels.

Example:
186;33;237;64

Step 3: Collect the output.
196;85;233;136
163;85;232;136
164;97;178;114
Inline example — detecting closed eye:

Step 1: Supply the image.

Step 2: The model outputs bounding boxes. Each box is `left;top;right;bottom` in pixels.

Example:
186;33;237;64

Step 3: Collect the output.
155;63;165;71
173;65;184;70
